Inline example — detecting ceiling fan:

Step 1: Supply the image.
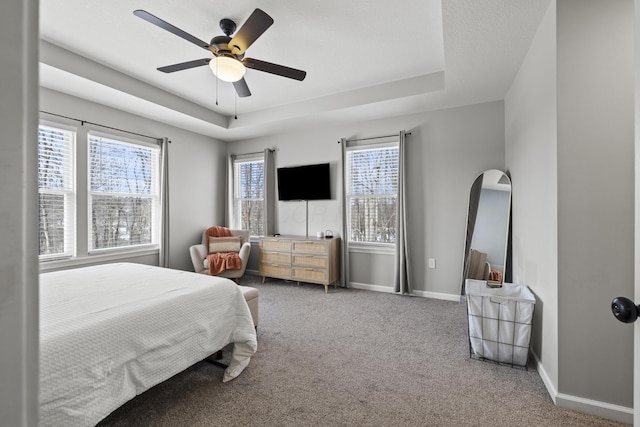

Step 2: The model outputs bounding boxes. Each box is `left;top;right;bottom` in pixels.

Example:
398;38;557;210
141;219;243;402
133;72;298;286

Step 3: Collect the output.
133;8;306;98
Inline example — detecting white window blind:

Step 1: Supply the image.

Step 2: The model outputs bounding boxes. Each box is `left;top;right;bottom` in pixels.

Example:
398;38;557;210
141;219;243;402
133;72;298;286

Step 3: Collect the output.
88;133;160;251
233;155;264;237
346;144;399;244
38;125;76;258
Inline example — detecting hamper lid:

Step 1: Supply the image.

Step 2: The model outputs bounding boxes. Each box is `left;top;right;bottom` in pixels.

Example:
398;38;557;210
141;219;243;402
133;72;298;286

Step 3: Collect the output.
465;279;535;303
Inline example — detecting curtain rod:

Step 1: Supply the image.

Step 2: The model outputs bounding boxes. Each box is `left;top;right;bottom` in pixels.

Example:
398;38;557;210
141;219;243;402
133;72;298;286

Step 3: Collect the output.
40;110;165;142
231;148;276;156
338;131;412;144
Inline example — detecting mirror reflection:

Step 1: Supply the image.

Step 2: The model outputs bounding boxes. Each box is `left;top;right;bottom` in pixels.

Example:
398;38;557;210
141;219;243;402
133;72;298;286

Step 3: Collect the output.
462;169;511;291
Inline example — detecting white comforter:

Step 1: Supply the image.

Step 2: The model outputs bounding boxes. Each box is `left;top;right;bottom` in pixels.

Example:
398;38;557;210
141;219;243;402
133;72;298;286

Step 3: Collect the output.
39;263;257;427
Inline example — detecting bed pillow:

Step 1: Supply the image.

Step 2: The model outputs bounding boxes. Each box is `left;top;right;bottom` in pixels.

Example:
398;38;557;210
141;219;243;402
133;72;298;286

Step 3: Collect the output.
208;236;242;254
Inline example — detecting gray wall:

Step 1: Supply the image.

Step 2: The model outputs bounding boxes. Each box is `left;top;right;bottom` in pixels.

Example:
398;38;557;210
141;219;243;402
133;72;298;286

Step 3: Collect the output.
556;0;633;412
0;0;39;424
635;0;640;418
39;88;228;272
506;0;634;420
505;0;560;402
230;101;506;297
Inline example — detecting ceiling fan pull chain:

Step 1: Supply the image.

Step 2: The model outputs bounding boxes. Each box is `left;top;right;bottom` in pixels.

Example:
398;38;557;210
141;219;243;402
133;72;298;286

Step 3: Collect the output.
215;60;219;106
234;92;238;120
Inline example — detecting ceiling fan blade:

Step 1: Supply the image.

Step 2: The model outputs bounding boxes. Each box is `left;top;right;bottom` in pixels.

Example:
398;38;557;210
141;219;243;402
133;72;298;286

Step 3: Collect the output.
157;58;211;73
243;58;307;81
229;9;274;55
233;78;252;98
133;10;212;51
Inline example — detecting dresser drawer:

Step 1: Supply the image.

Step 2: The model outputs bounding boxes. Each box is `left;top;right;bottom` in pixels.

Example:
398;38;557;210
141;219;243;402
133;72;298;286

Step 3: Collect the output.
260;263;291;279
291;240;329;255
260;238;291;252
292;254;329;269
292;267;329;284
261;251;291;265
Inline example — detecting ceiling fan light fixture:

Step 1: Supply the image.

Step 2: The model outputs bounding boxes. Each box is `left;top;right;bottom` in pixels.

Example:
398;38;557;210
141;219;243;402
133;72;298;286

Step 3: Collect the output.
209;56;246;82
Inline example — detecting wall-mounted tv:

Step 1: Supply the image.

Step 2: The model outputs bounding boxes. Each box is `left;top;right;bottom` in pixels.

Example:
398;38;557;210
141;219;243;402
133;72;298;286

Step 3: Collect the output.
277;163;331;201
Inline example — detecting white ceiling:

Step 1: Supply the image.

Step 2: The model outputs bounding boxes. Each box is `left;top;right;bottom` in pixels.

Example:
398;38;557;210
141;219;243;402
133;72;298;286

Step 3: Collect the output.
39;0;551;141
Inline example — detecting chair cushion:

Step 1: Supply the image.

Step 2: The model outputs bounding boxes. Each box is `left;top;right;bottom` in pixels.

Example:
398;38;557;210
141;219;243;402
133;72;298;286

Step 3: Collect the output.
208;236;241;254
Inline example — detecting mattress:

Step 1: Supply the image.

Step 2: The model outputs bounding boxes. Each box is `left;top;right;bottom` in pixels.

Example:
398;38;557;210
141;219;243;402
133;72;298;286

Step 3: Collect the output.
39;262;257;427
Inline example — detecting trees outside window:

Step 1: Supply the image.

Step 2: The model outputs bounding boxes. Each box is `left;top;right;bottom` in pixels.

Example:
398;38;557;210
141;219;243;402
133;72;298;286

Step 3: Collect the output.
37;123;161;261
346;144;399;244
89;135;160;251
233;156;264;237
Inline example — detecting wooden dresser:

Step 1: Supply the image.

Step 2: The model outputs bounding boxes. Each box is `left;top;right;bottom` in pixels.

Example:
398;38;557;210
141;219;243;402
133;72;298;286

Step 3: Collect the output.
259;236;341;293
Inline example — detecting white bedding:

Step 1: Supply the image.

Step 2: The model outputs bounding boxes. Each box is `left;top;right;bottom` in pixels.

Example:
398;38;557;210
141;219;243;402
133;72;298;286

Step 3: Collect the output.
39;263;257;427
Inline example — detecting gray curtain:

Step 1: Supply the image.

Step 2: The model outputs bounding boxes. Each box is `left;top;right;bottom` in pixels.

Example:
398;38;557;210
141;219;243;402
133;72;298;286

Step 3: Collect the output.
340;137;349;288
226;154;235;227
461;174;483;295
394;130;411;294
263;148;276;236
159;137;170;268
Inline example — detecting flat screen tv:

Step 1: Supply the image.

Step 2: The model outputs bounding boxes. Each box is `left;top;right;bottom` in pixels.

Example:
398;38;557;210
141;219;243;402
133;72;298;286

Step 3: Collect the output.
277;163;331;201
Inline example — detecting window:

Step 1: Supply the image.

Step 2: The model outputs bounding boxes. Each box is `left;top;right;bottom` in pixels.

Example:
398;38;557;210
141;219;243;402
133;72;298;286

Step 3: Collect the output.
233;155;264;237
346;143;399;244
88;133;160;251
37;122;162;263
38;125;75;258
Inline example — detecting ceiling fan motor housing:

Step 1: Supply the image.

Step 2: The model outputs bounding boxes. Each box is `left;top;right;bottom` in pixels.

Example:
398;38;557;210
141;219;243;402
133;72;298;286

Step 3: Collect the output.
219;18;236;36
210;34;244;59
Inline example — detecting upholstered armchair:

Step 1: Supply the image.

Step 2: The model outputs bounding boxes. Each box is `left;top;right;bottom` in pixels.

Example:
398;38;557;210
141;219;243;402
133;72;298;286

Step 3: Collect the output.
189;228;251;281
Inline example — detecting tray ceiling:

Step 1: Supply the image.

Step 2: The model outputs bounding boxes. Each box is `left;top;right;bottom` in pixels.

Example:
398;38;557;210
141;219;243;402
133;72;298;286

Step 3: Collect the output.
39;0;550;140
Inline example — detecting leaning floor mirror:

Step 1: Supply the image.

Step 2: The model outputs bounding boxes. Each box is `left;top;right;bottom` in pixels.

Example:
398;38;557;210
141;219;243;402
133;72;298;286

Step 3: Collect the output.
461;169;511;294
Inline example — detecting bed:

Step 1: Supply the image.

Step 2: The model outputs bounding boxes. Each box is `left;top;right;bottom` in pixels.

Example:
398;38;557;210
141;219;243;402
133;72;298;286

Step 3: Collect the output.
39;262;257;427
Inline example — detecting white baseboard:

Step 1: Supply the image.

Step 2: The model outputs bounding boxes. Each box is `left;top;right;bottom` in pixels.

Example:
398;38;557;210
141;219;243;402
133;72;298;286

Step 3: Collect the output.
530;351;558;404
348;282;463;301
556;393;633;424
348;282;396;293
530;351;633;424
411;288;463;302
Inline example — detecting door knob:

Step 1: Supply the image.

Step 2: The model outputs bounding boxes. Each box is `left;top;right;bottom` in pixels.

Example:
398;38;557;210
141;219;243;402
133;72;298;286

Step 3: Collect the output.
611;296;640;323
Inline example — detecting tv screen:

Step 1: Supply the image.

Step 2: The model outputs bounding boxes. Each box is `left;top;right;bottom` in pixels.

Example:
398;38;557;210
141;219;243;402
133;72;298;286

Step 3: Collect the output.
277;163;331;201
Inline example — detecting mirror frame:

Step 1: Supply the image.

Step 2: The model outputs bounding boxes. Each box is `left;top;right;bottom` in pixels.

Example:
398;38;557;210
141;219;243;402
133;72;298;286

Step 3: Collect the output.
461;169;512;293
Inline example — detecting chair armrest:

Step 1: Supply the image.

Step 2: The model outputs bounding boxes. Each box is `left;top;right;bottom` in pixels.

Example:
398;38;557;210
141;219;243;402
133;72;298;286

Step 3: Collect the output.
236;242;251;276
238;242;251;264
189;244;208;274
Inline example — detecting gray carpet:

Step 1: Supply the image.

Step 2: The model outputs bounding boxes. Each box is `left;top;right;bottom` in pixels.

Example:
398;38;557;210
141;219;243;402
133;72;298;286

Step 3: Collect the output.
98;275;628;426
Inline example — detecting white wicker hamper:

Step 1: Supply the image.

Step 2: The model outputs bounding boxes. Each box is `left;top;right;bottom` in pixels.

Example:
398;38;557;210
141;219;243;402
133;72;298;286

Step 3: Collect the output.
466;279;535;367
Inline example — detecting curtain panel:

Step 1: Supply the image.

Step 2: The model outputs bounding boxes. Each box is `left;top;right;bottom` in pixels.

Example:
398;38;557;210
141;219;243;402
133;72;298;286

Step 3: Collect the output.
340;138;350;288
226;155;235;228
159;137;170;268
263;148;276;236
394;130;412;295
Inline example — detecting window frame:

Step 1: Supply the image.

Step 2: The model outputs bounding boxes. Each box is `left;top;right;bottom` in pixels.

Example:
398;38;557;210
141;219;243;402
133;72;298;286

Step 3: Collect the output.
38;118;163;270
345;140;400;251
87;131;161;254
37;122;77;260
232;153;265;238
